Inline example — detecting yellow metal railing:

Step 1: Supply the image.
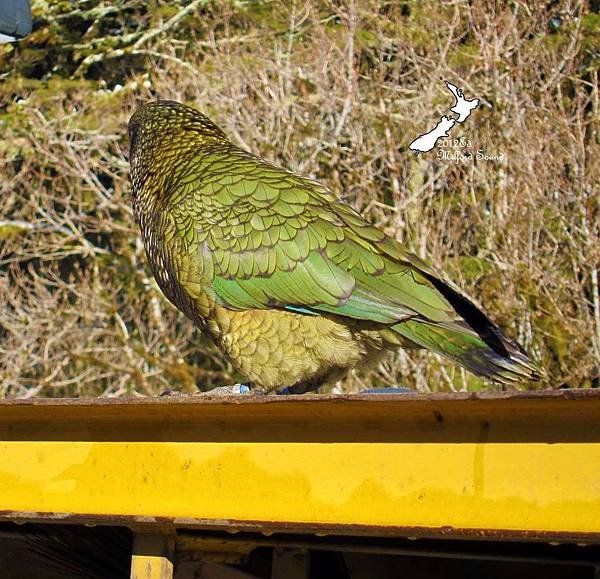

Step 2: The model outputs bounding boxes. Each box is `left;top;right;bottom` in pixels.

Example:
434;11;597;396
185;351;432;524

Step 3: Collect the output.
0;390;599;543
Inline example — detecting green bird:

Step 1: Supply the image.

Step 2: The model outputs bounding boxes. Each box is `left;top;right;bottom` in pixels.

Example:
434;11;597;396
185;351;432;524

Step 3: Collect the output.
128;100;542;393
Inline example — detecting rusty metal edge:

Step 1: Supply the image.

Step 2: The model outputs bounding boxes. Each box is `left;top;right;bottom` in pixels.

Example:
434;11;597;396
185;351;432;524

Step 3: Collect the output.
1;511;599;544
0;389;598;407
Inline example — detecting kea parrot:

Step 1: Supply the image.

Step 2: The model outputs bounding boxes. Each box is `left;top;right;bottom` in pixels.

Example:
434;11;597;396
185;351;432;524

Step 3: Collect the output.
128;100;542;393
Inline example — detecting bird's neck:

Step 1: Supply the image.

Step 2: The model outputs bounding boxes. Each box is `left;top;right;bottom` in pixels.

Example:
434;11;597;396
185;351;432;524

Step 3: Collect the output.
131;132;220;209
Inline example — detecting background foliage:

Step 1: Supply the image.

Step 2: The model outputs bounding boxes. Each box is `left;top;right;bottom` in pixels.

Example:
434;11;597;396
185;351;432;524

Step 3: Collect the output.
0;0;598;397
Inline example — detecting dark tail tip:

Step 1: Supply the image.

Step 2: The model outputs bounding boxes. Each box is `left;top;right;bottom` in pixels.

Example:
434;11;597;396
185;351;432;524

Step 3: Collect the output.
462;340;544;385
420;272;544;384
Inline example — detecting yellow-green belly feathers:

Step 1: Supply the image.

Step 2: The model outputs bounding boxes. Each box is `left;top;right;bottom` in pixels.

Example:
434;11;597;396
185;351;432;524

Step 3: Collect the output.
207;307;389;390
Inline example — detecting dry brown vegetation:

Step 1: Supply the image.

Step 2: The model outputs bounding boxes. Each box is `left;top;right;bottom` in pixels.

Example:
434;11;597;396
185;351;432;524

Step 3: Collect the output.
0;0;598;397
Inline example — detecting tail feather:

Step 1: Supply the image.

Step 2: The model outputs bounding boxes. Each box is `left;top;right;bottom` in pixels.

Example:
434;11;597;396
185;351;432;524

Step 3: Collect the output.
389;269;543;384
392;318;542;384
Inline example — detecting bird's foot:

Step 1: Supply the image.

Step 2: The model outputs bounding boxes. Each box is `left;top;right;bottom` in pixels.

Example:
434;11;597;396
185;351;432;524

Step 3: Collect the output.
159;388;184;397
193;383;258;397
276;383;314;395
360;387;413;394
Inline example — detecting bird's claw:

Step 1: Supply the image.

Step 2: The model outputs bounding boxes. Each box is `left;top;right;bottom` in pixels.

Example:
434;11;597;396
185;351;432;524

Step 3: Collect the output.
159;389;184;397
360;387;413;394
193;383;257;397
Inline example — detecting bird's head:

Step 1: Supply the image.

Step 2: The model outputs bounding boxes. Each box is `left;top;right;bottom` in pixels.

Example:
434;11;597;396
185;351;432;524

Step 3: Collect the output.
128;100;227;191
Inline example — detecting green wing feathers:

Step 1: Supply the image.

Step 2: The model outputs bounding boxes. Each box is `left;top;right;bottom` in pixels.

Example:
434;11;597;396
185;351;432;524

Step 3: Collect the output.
172;146;541;384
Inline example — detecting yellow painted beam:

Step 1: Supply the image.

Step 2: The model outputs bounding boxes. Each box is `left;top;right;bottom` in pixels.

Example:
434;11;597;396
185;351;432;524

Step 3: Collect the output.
0;440;599;534
130;533;174;579
0;392;599;541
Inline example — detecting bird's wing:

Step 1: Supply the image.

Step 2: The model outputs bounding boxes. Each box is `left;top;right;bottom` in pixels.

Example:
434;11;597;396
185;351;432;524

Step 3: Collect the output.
171;148;458;325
